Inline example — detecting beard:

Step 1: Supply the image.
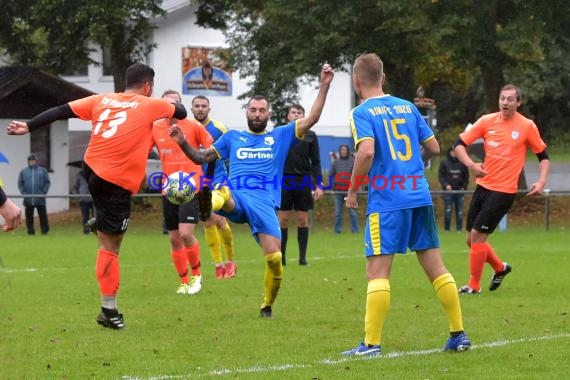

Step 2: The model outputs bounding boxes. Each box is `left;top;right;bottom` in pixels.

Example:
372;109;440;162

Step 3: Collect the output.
193;113;207;123
247;117;268;133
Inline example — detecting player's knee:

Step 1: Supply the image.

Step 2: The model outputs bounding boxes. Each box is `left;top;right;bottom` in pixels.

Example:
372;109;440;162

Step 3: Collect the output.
180;232;197;246
265;252;283;273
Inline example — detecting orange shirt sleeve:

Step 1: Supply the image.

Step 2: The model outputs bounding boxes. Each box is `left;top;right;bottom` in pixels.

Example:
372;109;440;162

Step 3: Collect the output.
526;121;547;154
144;97;176;120
69;95;102;121
459;115;489;145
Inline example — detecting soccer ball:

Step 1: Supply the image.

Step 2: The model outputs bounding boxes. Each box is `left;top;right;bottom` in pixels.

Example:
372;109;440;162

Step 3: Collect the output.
163;171;197;205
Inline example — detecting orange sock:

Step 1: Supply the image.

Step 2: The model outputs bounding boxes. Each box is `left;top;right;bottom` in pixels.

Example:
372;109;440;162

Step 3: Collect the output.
96;249;120;296
468;242;487;291
186;244;201;276
171;248;189;284
484;243;504;273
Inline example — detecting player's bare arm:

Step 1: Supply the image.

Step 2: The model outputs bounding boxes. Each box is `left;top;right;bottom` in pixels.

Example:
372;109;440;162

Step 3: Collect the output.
454;140;487;178
527;153;550;196
7;104;77;135
421;136;440;159
296;64;334;136
6;121;29;135
346;139;374;209
168;124;218;164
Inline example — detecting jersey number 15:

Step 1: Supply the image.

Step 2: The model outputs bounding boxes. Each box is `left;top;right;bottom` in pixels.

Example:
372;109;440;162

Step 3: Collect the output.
383;118;411;161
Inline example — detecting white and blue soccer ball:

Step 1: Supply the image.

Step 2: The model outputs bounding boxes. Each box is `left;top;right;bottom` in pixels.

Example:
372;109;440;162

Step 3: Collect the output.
163;171;197;205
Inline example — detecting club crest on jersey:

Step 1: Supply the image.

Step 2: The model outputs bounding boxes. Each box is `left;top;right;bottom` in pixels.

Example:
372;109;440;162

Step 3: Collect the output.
264;136;275;146
511;131;519;140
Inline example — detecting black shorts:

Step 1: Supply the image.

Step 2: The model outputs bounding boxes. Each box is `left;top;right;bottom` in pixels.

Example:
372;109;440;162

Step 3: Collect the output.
280;176;313;211
466;185;516;234
162;196;199;230
83;164;131;235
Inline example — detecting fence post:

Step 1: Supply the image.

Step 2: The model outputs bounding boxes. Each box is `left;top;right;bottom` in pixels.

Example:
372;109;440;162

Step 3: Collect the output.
543;189;550;231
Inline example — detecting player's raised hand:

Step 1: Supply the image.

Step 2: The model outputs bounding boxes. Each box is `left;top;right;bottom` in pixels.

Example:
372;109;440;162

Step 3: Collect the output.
320;63;334;86
6;121;30;135
168;124;186;145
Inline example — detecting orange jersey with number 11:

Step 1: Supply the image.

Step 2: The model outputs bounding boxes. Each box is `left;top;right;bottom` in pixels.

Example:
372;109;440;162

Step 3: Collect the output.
70;93;176;194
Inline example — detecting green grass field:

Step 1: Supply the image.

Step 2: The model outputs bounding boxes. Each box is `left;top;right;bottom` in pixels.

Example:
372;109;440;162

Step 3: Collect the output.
1;219;569;379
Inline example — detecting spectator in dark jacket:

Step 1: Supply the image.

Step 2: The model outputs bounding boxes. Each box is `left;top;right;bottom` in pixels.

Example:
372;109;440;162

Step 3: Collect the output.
18;153;50;235
330;144;359;234
73;169;94;234
438;147;469;232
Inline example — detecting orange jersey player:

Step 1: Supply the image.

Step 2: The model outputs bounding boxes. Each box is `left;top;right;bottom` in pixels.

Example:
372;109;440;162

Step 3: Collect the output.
454;84;550;294
6;63;187;330
152;90;214;295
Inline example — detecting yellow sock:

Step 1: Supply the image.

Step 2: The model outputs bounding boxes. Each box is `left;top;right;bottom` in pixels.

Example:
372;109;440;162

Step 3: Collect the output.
433;272;464;332
204;225;223;265
212;186;231;212
217;223;234;262
261;252;283;308
364;278;390;346
211;192;224;212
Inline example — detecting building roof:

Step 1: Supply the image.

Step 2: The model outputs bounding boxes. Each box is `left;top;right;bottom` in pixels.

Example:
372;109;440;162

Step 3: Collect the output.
161;0;190;13
0;67;95;119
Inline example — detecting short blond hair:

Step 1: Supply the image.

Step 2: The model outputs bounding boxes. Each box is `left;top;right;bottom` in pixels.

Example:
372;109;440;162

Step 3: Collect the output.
353;53;384;87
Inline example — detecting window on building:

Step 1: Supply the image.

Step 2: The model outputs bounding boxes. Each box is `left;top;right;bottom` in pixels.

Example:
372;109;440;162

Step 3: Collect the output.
30;127;52;171
61;65;88;77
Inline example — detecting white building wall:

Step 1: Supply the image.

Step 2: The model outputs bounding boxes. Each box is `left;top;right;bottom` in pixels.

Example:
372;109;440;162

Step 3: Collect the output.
49;122;71;213
62;4;353;135
0;122;30;198
150;6;252;130
0;120;69;214
150;5;353;134
63;42;114;133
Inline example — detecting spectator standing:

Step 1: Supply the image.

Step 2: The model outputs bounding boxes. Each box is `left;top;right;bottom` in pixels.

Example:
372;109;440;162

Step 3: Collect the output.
18;154;50;235
438;147;469;232
73;169;95;234
330;144;359;234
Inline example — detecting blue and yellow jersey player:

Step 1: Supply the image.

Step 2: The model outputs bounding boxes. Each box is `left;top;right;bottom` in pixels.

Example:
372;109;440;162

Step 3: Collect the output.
170;63;334;318
341;53;470;357
190;95;237;280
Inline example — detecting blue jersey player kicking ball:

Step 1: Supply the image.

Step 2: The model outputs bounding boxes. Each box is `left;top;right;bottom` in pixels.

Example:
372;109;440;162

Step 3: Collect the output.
169;63;334;318
341;53;470;357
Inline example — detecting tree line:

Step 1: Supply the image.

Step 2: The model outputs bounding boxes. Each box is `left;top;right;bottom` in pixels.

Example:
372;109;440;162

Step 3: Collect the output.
1;0;568;143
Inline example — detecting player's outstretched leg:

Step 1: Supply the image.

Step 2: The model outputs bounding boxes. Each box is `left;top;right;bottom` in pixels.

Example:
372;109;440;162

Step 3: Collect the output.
197;187;212;222
259;252;283;318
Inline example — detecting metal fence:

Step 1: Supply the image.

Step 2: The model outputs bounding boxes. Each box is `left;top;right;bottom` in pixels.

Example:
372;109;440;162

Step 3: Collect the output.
6;189;570;231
